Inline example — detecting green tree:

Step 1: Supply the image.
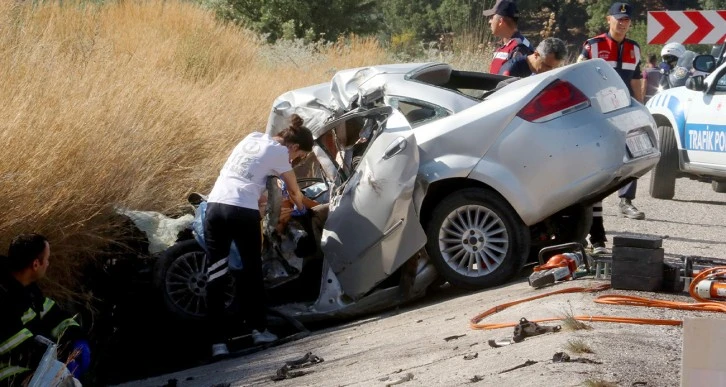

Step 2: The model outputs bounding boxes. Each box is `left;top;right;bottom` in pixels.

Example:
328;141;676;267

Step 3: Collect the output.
380;0;443;40
208;0;381;42
436;0;483;33
699;0;726;8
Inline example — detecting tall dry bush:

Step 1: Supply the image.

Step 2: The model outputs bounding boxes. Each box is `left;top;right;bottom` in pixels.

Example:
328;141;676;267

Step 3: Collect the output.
0;0;386;302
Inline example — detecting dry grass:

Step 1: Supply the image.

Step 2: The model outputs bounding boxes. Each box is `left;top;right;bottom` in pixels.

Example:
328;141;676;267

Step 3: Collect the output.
565;339;594;354
560;303;593;331
0;0;388;301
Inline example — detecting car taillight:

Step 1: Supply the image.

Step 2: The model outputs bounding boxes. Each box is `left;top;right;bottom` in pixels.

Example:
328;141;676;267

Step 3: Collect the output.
517;80;590;122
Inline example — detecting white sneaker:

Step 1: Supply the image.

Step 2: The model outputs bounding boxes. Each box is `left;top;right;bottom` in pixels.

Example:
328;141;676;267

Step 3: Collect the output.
252;329;278;345
211;343;229;357
591;242;608;255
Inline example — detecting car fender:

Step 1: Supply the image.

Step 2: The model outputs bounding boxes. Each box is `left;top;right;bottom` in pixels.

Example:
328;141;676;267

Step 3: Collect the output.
412;156;539;228
413;154;482;216
466;160;537;225
646;89;692;149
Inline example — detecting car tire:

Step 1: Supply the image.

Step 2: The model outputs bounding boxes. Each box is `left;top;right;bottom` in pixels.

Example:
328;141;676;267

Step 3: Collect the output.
425;188;530;290
153;239;234;320
712;181;726;193
650;125;678;200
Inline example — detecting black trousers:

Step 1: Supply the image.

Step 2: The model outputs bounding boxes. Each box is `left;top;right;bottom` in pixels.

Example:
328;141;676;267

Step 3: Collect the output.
204;202;267;338
618;179;637;200
589;201;606;244
589;179;639;244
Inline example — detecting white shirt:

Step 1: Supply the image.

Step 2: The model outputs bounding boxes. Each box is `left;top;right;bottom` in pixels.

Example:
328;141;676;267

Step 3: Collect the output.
208;132;291;209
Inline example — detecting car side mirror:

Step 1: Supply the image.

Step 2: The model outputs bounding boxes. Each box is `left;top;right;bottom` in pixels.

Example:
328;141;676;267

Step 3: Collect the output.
686;75;706;91
693;55;716;73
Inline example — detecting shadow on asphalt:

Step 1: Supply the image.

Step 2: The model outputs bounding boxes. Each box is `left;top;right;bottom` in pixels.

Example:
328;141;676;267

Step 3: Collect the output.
671;198;726;206
609;230;726;247
99;269;534;385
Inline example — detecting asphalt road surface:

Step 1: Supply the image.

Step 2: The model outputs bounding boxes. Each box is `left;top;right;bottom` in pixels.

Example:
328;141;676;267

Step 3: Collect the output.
118;172;726;387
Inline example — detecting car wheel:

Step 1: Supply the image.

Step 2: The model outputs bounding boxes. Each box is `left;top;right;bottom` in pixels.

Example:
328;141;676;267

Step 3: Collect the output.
712;181;726;193
153;239;234;320
650;125;678;199
425;188;530;290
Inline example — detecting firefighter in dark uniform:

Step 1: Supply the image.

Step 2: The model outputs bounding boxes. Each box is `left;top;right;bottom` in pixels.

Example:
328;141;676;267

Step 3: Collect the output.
0;234;90;385
578;2;645;254
483;0;533;74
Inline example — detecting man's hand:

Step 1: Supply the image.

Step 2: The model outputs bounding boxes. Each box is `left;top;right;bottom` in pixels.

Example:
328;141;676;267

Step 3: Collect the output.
631;79;645;104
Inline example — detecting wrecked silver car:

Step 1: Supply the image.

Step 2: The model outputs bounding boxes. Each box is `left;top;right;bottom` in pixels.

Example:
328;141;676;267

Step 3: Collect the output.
138;60;660;322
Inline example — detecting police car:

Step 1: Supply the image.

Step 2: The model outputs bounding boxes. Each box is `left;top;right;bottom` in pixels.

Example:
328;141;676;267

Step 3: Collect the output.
646;44;726;199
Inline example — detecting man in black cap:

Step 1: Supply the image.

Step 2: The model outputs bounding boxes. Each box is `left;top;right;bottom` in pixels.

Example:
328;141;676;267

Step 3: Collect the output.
578;2;645;255
483;0;533;74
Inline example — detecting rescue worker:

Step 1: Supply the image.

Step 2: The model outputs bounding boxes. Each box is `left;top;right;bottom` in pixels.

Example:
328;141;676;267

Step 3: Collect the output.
204;114;312;357
0;233;90;385
578;2;645;254
483;0;533;75
499;37;567;77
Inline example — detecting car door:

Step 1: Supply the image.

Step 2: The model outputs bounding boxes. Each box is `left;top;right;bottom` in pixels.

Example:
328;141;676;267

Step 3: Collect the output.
321;109;427;300
683;64;726;167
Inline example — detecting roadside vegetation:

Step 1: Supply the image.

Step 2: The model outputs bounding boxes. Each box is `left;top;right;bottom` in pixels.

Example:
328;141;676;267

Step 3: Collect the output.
1;0;722;305
0;0;391;303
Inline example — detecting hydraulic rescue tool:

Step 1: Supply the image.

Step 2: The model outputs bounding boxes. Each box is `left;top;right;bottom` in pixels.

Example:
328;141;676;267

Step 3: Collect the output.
529;243;589;288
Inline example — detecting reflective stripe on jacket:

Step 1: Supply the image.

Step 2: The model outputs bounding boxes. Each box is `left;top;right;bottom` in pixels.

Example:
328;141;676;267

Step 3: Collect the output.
578;33;642;95
489;31;533;75
0;274;80;382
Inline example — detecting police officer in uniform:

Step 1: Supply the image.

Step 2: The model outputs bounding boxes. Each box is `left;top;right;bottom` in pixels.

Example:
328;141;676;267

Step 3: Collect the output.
483;0;533;75
578;2;645;254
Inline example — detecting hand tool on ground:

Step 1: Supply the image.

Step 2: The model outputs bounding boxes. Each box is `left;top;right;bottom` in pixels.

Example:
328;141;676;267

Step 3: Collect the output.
529;243;590;288
487;317;561;347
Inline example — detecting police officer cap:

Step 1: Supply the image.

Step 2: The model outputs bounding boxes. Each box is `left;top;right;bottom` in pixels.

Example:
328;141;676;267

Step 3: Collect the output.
482;0;520;20
608;2;633;19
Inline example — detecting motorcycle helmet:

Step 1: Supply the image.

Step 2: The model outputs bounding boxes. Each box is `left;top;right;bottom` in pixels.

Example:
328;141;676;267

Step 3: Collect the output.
661;42;686;65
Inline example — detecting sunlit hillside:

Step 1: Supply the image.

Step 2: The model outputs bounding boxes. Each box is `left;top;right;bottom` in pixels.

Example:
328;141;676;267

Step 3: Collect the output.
0;0;390;299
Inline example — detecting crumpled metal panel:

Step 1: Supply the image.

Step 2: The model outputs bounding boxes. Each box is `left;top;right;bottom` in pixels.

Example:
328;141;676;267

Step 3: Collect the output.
321;111;426;299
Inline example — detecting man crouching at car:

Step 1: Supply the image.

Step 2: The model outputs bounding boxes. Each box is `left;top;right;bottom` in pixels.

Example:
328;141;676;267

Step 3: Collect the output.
0;234;91;386
499;38;566;77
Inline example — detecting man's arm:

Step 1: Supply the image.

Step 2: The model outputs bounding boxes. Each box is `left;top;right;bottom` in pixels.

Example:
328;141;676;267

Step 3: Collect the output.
577;41;592;63
499;59;515;76
631;79;645;104
631;59;644;103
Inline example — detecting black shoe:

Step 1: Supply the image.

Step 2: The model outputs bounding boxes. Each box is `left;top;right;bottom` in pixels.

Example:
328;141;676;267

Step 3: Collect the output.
619;199;645;220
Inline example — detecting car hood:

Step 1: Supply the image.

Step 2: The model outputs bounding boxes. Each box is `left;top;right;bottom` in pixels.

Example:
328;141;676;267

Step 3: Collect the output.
265;63;436;138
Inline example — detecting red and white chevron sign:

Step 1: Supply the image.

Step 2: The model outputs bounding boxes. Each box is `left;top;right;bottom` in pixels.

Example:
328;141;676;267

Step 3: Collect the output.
647;10;726;45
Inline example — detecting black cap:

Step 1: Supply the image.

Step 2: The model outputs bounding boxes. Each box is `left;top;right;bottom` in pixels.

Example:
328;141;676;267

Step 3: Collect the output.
608;2;632;19
482;0;520;19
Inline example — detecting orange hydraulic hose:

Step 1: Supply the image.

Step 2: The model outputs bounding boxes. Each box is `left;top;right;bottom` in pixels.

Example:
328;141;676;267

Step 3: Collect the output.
470;268;726;330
